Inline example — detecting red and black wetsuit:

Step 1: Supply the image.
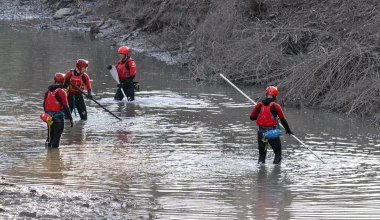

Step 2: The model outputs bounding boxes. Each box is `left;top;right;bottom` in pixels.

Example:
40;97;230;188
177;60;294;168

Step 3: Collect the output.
64;69;92;120
114;57;136;101
43;84;73;148
250;98;292;164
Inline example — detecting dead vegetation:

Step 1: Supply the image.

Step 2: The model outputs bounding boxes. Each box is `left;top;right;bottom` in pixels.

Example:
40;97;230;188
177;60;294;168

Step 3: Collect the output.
43;0;380;121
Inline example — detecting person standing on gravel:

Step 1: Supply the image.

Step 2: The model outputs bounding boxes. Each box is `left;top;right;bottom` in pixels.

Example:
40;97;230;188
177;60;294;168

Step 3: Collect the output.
107;46;137;101
249;86;294;164
63;59;93;120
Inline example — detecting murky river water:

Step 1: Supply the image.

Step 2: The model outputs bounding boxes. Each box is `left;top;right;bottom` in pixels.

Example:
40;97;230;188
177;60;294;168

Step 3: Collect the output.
0;22;380;219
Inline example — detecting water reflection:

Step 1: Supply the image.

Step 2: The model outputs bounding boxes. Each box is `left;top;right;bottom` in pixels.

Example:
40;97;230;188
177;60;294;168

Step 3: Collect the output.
65;120;87;146
42;148;66;184
254;166;291;219
1;21;380;219
119;103;136;118
116;130;134;144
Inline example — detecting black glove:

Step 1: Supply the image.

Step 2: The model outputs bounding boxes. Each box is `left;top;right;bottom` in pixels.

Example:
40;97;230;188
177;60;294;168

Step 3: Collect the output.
107;65;112;70
280;118;293;135
87;90;93;100
70;119;74;127
117;83;123;88
286;129;294;135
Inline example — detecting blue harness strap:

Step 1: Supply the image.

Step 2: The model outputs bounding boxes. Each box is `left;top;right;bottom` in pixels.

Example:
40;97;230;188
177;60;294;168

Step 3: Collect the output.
73;95;77;117
262;124;282;140
45;110;64;118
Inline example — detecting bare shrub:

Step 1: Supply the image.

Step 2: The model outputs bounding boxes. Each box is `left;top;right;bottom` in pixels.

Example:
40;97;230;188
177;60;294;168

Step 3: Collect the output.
187;0;380;121
56;0;380;121
43;0;74;9
279;44;380;118
241;0;268;20
111;0;213;54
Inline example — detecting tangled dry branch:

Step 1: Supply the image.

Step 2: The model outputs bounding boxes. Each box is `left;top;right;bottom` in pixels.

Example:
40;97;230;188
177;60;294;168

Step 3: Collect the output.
53;0;380;122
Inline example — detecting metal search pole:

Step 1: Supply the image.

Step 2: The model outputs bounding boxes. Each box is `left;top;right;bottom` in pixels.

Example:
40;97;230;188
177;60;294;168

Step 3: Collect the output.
69;82;122;121
220;73;326;164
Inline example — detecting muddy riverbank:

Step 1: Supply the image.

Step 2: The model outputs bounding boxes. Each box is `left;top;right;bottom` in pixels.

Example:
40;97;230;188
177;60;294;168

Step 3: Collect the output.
1;2;380;219
5;0;380;122
0;178;152;219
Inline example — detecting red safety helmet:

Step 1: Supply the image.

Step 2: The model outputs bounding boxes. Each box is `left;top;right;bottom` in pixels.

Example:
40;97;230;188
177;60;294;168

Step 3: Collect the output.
266;86;279;96
54;73;65;84
118;46;130;55
76;59;89;70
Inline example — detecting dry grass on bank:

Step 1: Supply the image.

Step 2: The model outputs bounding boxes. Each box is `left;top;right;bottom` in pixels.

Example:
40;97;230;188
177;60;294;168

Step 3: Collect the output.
46;0;380;121
131;0;380;121
280;44;380;118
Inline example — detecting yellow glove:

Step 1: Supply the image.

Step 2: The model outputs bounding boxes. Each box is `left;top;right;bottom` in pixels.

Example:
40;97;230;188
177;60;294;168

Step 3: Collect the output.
47;117;53;126
134;82;140;92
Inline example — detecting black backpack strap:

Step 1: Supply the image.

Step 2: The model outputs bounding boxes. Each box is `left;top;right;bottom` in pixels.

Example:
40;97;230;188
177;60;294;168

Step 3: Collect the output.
82;74;86;84
256;103;262;113
68;70;74;79
124;58;130;70
54;88;62;103
269;102;278;118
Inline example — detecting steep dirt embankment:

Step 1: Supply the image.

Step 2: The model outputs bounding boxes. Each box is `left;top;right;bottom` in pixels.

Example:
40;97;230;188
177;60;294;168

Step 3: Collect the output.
33;0;380;122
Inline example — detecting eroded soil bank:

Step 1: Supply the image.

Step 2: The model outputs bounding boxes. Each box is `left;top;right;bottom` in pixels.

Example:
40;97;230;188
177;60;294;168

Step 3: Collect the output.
0;180;151;219
1;1;380;219
4;0;380;121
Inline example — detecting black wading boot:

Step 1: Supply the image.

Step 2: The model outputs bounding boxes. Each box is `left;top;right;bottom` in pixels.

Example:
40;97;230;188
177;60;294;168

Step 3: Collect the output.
258;151;267;164
273;153;281;164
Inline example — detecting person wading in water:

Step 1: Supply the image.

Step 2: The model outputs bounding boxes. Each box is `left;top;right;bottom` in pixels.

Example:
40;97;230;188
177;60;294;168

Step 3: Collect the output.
63;59;93;120
250;86;294;164
42;73;73;148
107;46;137;102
